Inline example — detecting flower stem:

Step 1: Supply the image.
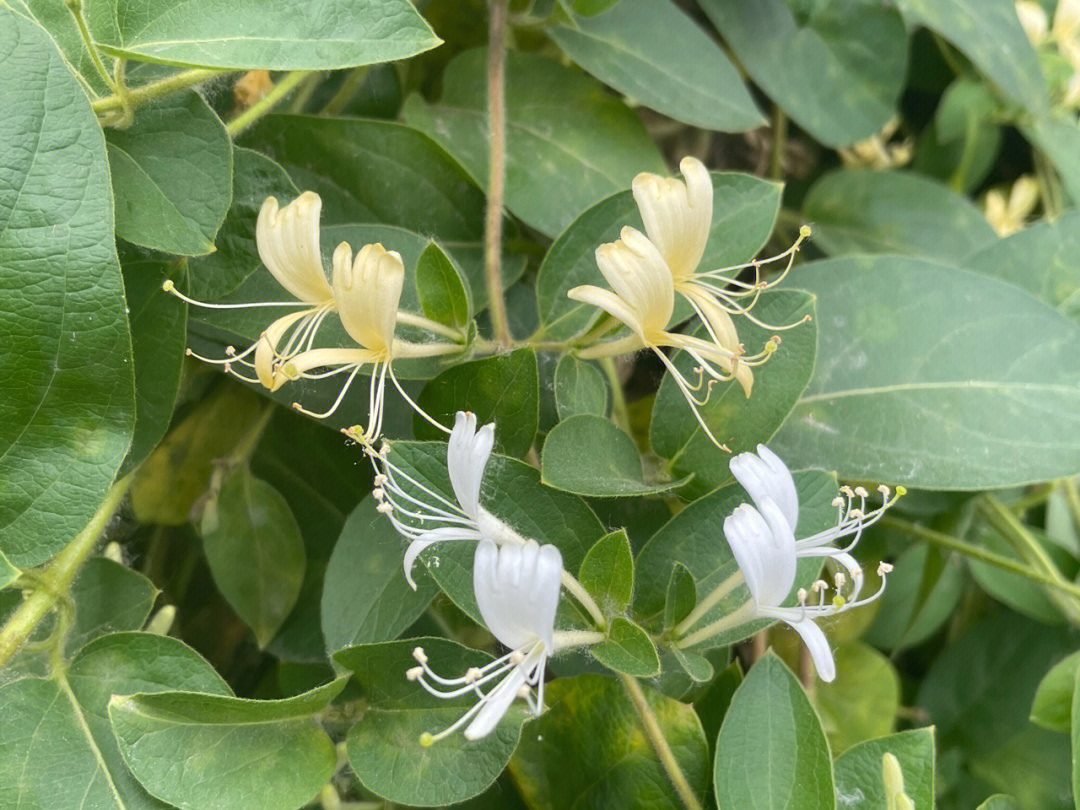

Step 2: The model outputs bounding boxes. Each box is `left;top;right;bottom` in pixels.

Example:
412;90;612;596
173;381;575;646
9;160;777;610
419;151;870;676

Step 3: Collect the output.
673;570;743;638
0;473;133;669
599;356;631;433
619;674;704;810
228;70;311;138
552;629;606;648
769;105;787;181
319;67;369;116
484;0;512;349
560;572;606;630
65;0;116;94
93;68;233;115
1062;478;1080;532
396;311;465;342
675;600;755;649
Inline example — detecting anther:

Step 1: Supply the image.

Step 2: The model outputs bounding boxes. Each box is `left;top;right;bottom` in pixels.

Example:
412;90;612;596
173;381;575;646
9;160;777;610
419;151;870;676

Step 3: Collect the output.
465;667;483;683
510;651;525;665
413;647;428;665
832;496;845;507
406;667;423;681
878;484;891;497
877;562;894;576
854;486;868;498
376;502;393;514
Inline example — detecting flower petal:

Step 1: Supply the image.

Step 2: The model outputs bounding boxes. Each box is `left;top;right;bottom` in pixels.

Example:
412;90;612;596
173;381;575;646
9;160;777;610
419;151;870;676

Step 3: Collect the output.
787;617;836;682
594;229;674;337
463;662;528;740
473;539;562;651
447;411;494;520
730;446;798;531
568;284;646;339
333;242;404;354
631;157;712;282
256;193;333;304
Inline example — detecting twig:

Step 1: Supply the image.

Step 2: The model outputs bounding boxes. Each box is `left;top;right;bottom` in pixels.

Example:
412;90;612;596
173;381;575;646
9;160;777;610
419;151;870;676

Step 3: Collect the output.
228;70;312;138
484;0;512;349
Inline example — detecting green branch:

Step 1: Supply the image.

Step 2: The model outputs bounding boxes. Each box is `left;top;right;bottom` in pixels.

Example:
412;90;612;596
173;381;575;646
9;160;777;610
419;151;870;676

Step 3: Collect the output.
93;68;233;116
227;70;311;138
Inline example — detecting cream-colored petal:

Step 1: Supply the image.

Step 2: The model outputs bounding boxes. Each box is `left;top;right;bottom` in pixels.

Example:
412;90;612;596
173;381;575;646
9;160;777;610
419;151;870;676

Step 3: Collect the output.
679;283;740;351
253;309;312;390
631;157;712;282
594;228;674;336
333;242;404;355
568;284;646;339
256;192;333;304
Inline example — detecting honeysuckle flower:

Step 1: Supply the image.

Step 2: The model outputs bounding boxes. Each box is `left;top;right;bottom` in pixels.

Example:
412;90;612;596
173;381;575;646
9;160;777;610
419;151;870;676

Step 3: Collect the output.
675;445;903;680
984;175;1039;236
408;539;562;742
837;118;913;170
370;411;528;589
882;753;915;810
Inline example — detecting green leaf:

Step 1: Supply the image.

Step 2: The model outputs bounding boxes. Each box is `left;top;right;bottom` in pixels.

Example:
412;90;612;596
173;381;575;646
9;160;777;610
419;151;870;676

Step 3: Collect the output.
773;255;1080;489
384;440;604;622
110;678;346;810
188;146;300;300
119;250;188;475
714;653;834;810
671;648;713;684
554;355;608;420
107;91;232;256
0;632;230;810
0;11;135;567
510;674;709;810
895;0;1049;114
633;471;838;646
802;170;997;263
815;642;900;755
1032;650;1080;732
964;209;1080;323
403;48;666;237
246;116;523;310
969;526;1067;624
578;529;634;614
67;558;159;655
536;171;781;340
694;659;742;748
416;240;472;329
414;349;539;457
1024;112;1080;206
543;415;689;497
591;617;660;677
321;496;437;654
977;797;1023;810
699;0;907;148
0;550;17;589
8;0;112;93
549;0;762;131
334;638;526;806
663;562;696;632
86;0;440;69
200;468;306;648
833;728;935;810
1072;667;1080;807
650;291;817;500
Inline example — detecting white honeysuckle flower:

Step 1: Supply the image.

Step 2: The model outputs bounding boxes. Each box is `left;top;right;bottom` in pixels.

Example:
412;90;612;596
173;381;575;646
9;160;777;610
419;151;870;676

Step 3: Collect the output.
369;411;528;589
570;228;775;451
1017;0;1049;45
409;539;562;743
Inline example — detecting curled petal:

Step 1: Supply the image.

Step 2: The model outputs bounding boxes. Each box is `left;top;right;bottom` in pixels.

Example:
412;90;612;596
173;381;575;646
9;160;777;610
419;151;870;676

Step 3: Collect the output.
787;617;836;682
256;193;333;304
333;242;404;354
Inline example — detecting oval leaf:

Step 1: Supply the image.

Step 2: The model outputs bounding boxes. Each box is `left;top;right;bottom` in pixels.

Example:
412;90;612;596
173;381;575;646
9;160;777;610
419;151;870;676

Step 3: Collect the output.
554;355;608;420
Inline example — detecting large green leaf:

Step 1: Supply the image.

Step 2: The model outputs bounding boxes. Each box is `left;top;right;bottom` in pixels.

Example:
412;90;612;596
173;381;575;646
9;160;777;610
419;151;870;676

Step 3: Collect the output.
85;0;440;69
548;0;762;131
415;240;472;330
107;91;232;256
200;468;306;648
535;172;781;340
8;0;112;93
650;291;817;500
773;255;1080;489
964;210;1080;322
895;0;1048;114
403;48;666;237
510;674;709;810
698;0;907;148
832;729;935;810
714;653;834;810
803;170;997;264
110;678;346;810
554;355;608;420
815;642;900;754
542;414;689;496
0;11;135;566
334;638;526;806
321;496;437;653
0;632;231;810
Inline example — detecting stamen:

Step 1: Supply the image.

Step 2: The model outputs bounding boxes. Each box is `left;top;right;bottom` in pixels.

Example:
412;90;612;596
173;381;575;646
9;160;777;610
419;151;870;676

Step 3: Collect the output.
161;279;313;309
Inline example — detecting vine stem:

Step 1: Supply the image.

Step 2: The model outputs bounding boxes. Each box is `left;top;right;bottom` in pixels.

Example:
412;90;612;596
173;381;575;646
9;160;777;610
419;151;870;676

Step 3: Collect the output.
0;473;133;669
620;674;704;810
599;357;631;433
560;573;606;630
484;0;512;349
227;70;312;138
93;68;233;114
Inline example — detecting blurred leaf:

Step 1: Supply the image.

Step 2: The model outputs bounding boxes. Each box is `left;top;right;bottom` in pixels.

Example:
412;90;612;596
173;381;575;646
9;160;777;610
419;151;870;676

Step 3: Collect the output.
0;632;230;810
977;796;1023;810
201;468;306;647
0;550;17;589
671;649;714;684
964;210;1080;323
1031;650;1080;732
67;558;159;656
404;48;665;237
510;673;709;810
549;0;762;131
321;496;437;653
650;290;816;500
119;251;187;475
579;529;634;614
714;652;833;809
815;642;900;754
803;170;997;263
970;726;1072;810
591;617;660;677
554;355;608;420
0;11;135;567
1073;667;1080;807
107;92;232;256
535;171;780;340
833;728;935;810
895;0;1048;114
969;526;1067;624
699;0;907;147
335;638;525;806
414;349;539;457
1024;112;1080;206
416;240;472;329
543;415;689;496
773;255;1080;489
110;679;346;810
86;0;439;69
694;660;742;753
